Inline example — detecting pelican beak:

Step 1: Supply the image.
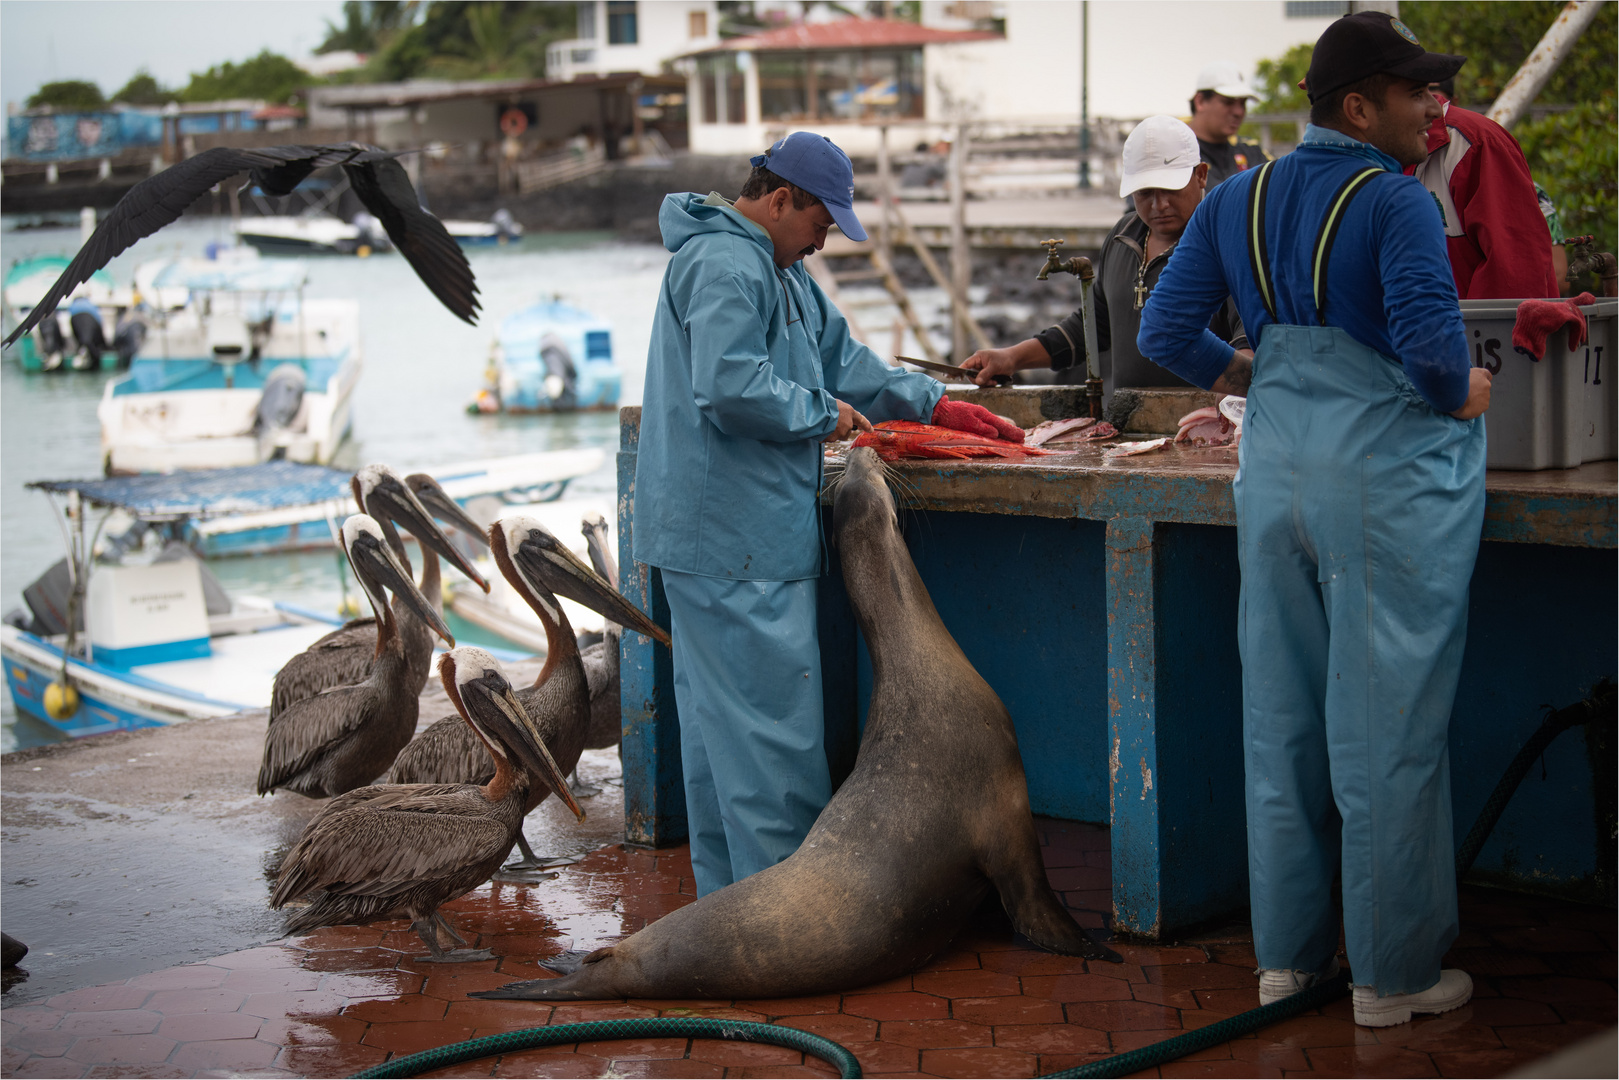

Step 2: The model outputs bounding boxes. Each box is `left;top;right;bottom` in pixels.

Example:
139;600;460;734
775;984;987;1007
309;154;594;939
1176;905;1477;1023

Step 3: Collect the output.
351;529;456;647
488;683;585;821
370;472;490;593
407;474;490;549
514;528;670;646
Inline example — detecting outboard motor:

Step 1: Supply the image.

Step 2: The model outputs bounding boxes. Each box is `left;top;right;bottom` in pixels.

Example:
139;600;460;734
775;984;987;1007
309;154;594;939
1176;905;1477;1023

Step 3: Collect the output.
538;332;579;411
492;208;522;242
254;363;307;459
34;310;68;372
112;312;147;370
68;297;106;372
350;212;389;254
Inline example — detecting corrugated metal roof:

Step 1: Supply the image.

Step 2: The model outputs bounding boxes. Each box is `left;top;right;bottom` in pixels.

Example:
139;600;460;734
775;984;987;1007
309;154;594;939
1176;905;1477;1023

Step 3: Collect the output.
309;74;683;110
703;18;1000;53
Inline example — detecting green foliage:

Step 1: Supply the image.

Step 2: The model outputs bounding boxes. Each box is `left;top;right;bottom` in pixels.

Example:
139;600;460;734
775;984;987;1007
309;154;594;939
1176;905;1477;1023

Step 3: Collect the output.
1246;42;1312;143
1401;1;1617;108
1515;92;1618;258
369;1;575;81
26;80;107;111
179;50;311;104
317;1;414;55
112;71;174;106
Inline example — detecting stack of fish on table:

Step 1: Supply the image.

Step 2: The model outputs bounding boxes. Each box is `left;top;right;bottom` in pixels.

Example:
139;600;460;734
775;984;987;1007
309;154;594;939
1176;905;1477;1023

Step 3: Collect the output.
826;400;1244;465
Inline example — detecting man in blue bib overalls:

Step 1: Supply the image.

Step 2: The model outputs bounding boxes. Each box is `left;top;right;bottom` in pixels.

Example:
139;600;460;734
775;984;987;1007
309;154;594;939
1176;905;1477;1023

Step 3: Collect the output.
1138;12;1493;1027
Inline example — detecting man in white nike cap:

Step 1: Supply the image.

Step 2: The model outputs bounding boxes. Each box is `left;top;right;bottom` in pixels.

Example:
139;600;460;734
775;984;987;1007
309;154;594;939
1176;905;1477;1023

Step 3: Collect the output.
962;115;1249;400
1190;61;1270;187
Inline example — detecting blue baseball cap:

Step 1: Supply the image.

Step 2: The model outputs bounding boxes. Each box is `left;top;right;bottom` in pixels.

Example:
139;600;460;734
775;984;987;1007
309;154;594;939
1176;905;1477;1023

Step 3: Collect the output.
750;132;867;242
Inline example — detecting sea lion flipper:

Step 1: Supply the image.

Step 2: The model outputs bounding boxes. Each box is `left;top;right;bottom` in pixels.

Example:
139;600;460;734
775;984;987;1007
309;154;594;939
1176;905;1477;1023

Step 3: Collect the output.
989;858;1125;964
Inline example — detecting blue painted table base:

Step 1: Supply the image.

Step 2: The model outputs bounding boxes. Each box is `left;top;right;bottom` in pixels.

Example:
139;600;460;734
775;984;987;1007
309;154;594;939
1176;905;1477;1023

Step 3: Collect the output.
617;408;1616;933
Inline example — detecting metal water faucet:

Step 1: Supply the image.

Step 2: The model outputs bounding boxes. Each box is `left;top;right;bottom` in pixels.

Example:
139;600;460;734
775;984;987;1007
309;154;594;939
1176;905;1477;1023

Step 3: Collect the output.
1037;239;1088;281
1035;240;1104;418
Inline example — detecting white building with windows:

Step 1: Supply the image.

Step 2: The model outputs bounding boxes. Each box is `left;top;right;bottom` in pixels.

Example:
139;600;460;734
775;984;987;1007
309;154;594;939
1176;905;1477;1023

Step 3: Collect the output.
547;1;721;82
682;1;1350;156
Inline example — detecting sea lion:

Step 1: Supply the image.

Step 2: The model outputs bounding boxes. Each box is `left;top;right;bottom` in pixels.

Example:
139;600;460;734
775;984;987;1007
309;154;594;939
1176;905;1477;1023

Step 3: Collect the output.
475;446;1120;1002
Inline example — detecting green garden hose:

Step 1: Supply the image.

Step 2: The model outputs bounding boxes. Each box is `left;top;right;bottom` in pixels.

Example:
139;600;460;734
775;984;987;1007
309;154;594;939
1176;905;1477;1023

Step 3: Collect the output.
1039;972;1350;1078
1454;680;1614;876
349;1016;863;1079
351;682;1614;1080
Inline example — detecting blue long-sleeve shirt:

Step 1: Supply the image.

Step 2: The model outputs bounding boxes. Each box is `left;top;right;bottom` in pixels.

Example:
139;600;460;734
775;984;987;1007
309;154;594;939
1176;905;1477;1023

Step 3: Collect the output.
1137;127;1471;413
634;193;944;581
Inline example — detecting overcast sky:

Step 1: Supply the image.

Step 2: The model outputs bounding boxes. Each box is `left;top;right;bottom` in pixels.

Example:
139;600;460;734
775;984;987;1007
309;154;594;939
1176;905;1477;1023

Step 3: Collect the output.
2;1;347;111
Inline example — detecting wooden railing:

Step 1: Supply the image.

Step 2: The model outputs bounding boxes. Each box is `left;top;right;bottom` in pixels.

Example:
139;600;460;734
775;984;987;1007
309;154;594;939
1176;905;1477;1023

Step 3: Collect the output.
515;145;608;195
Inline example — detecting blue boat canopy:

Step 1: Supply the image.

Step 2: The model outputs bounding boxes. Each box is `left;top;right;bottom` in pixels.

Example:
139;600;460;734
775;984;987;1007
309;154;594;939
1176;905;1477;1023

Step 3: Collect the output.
28;462;351;521
151;259;309;293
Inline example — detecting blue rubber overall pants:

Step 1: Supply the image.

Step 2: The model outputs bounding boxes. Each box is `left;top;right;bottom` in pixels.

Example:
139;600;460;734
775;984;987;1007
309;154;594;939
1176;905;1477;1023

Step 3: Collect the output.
660;571;827;897
1235;165;1487;996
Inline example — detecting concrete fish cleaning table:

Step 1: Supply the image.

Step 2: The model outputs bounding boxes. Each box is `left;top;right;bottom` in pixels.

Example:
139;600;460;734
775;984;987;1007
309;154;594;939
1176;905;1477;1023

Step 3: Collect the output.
615;394;1616;939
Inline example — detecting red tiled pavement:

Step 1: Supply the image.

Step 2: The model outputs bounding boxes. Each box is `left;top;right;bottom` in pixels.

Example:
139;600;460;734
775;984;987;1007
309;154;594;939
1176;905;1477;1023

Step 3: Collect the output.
2;820;1611;1077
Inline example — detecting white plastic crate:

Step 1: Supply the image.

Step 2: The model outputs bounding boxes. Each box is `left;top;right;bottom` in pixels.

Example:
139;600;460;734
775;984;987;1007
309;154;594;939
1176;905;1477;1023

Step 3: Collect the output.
1459;298;1617;470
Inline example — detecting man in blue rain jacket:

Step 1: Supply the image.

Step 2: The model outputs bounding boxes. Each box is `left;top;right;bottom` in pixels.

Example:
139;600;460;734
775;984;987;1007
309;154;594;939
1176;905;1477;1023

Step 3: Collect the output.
635;132;1020;897
1138;13;1493;1028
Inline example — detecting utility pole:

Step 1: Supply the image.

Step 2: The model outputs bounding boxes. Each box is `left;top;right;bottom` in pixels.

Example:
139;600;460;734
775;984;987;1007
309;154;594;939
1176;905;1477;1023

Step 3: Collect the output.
1078;0;1091;190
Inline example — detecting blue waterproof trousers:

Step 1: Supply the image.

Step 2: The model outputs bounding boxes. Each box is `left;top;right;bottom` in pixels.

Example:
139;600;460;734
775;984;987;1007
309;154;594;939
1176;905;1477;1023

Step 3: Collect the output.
1234;323;1486;996
659;569;829;897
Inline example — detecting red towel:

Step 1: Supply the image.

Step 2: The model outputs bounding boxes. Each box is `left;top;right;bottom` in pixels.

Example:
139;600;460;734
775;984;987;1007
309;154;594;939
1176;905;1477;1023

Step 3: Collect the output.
1513;292;1596;361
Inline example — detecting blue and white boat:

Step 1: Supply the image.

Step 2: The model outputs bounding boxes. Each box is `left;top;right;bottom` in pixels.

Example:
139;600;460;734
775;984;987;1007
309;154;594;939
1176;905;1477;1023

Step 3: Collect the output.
2;466;347;738
3;256;123;372
96;254;362;474
182;449;605;558
470;299;620;414
2;464;538;738
444;210;524;247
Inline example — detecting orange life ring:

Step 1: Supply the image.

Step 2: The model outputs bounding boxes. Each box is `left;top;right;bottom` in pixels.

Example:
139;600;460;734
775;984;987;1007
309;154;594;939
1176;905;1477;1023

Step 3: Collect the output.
500;108;529;137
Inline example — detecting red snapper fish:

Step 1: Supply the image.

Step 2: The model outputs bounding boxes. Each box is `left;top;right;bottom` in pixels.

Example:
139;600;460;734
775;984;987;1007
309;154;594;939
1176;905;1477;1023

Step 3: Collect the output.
852;420;1057;462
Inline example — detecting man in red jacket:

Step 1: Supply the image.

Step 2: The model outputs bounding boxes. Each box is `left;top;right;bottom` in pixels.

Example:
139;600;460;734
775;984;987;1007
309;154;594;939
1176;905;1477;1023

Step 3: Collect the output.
1408;88;1559;299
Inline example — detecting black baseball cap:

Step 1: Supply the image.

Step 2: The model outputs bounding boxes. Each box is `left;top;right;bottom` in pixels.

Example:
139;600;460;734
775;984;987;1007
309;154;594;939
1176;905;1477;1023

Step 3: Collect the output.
1305;10;1465;102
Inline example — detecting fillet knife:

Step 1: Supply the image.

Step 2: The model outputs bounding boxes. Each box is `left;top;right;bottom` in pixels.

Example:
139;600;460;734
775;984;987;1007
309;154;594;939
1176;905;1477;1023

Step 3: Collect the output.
895;355;1013;386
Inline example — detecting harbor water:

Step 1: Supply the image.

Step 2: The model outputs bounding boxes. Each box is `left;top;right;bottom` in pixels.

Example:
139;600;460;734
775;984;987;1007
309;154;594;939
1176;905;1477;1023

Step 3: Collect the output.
1;216;673;752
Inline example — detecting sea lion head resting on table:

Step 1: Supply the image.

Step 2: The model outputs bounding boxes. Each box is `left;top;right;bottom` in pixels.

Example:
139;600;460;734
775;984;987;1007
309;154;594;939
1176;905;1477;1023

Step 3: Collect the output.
472;447;1119;1003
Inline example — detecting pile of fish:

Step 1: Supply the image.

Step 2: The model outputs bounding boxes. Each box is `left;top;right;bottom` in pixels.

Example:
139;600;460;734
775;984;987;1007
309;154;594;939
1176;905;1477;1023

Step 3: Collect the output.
851;420;1056;461
1024;417;1118;446
1174;405;1239;446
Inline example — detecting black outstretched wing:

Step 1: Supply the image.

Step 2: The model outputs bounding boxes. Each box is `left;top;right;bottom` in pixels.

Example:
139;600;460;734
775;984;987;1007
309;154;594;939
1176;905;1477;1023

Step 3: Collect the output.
345;156;480;325
2;144;348;349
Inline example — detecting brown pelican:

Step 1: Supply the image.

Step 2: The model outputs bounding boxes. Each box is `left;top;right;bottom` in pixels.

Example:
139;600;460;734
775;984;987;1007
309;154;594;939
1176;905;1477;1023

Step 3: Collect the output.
269;467;488;720
2;143;478;351
272;646;583;961
577;512;623;752
387;514;669;867
257;515;455;799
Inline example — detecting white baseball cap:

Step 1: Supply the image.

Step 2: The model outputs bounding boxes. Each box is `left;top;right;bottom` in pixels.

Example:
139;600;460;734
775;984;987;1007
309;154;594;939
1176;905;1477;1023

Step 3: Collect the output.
1193;61;1264;101
1120;115;1201;198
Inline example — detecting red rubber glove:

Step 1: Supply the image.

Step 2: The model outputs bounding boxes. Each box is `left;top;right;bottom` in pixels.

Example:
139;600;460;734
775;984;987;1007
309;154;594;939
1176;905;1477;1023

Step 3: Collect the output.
931;396;1025;443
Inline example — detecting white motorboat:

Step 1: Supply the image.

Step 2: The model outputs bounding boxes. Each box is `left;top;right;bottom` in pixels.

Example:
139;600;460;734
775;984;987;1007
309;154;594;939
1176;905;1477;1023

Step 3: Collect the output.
96;254;362;474
233;214;390;256
3;465;535;738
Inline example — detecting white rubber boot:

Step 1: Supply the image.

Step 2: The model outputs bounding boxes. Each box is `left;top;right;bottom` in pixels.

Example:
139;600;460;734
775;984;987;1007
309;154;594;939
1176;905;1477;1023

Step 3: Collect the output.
1257;956;1341;1006
1352;969;1473;1027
